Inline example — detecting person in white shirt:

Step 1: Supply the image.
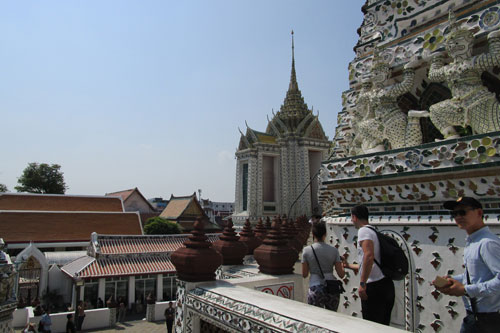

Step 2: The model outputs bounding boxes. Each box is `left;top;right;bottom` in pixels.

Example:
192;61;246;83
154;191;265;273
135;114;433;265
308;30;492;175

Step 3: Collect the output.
343;205;394;325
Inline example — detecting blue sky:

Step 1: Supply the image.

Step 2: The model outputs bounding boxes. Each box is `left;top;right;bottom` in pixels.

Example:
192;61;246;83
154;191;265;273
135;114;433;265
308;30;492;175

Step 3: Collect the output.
0;1;364;201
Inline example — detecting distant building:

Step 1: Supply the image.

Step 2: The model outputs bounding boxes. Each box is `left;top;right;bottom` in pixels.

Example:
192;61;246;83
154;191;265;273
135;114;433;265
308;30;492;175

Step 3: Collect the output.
233;34;330;224
61;232;220;310
106;187;159;226
200;199;233;227
148;197;169;212
159;193;220;232
0;193;143;304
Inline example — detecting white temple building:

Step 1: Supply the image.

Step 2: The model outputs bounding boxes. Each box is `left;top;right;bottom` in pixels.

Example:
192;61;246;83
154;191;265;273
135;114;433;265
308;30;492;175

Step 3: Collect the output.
233;33;331;224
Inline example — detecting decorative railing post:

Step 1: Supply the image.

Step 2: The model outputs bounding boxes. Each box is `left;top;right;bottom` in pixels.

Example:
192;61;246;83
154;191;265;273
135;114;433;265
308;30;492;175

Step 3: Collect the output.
254;220;297;275
0;238;17;333
171;218;222;333
106;296;117;327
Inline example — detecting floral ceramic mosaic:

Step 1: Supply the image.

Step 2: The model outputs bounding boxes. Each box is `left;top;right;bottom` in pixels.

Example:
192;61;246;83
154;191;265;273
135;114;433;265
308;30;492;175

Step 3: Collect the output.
323;133;500;182
184;287;339;333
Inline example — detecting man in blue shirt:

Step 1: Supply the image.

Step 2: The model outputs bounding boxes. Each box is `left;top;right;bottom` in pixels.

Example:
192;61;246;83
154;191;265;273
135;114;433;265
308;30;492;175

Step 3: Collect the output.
434;197;500;333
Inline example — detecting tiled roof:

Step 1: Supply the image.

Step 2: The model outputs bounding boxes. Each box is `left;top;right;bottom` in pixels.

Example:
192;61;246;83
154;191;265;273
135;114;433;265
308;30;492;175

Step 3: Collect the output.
0;193;123;212
62;233;220;278
0;211;143;243
105;189;135;201
106;188;156;212
253;130;277;144
160;194;196;219
96;234;220;255
77;255;176;278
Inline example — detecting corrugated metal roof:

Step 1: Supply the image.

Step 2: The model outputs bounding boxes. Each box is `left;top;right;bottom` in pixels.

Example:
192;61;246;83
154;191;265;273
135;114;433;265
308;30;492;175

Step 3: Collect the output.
45;251;87;266
61;256;95;278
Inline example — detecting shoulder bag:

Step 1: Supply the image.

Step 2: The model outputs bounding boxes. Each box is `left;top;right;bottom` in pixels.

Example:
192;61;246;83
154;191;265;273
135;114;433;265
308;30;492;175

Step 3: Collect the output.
310;245;345;294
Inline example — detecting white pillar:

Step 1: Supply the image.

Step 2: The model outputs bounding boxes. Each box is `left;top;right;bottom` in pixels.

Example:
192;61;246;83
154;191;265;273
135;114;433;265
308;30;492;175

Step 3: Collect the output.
79;285;84;301
71;284;76;309
98;278;105;303
156;274;163;301
128;276;135;309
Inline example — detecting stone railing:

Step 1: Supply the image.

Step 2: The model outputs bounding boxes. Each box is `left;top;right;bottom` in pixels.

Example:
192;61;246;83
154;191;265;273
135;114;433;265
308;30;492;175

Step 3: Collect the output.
177;275;405;333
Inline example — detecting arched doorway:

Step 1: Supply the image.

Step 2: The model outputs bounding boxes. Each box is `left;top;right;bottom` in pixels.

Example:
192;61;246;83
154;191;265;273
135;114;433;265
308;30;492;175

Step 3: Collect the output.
18;256;42;305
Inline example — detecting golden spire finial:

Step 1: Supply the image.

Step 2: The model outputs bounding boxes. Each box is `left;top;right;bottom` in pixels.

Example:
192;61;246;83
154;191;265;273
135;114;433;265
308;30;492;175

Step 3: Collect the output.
288;30;297;91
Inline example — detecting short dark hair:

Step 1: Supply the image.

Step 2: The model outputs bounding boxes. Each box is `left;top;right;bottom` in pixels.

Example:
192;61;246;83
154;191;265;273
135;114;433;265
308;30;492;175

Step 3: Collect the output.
351;205;369;221
312;221;327;240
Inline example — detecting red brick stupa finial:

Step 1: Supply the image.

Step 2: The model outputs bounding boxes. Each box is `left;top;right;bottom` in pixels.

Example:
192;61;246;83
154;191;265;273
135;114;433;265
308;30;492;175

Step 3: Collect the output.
238;218;262;255
171;217;222;282
254;220;297;275
213;218;248;265
286;218;303;253
265;216;272;231
254;217;268;240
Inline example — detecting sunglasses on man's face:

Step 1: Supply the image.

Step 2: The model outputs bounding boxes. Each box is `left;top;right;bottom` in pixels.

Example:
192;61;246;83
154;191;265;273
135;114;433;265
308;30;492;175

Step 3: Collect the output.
450;208;475;218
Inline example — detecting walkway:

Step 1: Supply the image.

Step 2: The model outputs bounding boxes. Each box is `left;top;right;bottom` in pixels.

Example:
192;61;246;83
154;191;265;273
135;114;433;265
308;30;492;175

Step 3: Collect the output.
87;320;167;332
16;320;167;333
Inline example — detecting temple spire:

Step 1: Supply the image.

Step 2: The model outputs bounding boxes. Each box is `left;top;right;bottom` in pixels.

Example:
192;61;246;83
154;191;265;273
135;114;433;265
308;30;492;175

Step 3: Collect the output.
289;30;298;91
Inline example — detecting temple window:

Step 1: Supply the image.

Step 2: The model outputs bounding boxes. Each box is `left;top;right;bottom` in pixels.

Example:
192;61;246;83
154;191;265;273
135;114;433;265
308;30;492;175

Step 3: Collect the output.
105;277;128;305
162;274;177;301
83;280;99;308
135;274;156;309
242;163;248;211
308;151;322;214
262;156;276;203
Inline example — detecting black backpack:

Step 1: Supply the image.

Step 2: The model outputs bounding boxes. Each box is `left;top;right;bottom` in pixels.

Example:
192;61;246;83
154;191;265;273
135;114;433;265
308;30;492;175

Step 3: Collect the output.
367;226;408;280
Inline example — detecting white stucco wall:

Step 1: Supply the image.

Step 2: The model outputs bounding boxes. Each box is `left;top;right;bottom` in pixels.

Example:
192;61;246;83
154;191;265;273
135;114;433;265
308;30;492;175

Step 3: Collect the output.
26;308;110;332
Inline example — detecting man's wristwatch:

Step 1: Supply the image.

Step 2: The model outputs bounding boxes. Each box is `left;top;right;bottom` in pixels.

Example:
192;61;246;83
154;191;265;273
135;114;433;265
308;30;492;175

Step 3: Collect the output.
360;282;367;288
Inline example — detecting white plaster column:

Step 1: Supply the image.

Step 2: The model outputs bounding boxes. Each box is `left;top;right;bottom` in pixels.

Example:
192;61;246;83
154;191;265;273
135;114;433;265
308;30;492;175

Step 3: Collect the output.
256;152;263;216
71;284;76;309
79;285;84;301
128;276;135;309
234;160;242;213
248;156;258;217
98;278;105;303
156;274;163;301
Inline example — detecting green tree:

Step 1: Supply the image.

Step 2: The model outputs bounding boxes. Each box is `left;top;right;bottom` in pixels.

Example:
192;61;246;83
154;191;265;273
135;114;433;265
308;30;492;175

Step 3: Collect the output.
0;184;7;193
15;162;67;194
144;217;183;235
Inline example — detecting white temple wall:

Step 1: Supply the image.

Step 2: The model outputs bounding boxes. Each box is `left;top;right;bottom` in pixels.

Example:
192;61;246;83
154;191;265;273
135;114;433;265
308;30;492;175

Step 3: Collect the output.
48;265;72;303
325;219;500;332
